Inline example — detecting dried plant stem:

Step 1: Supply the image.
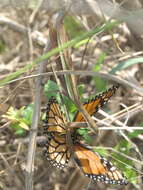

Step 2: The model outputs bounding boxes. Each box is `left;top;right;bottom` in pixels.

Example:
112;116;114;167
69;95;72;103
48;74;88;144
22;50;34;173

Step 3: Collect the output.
25;33;50;190
4;70;143;94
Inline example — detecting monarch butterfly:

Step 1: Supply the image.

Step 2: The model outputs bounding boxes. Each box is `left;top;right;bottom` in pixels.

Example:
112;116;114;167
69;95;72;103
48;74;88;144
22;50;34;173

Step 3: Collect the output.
43;85;128;185
43;85;119;134
43;134;127;185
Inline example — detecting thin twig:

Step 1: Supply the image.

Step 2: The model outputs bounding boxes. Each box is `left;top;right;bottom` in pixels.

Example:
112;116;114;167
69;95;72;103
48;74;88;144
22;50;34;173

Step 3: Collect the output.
4;70;143;94
25;10;67;190
25;30;50;190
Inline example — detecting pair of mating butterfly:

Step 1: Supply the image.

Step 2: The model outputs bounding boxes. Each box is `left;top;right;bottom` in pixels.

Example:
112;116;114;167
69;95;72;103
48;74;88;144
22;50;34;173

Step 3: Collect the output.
43;85;128;185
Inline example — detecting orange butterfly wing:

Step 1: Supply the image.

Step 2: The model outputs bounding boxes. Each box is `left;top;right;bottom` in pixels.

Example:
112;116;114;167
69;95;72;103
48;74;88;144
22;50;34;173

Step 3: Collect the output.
74;85;119;122
43;133;71;169
43;98;70;168
43;97;67;134
74;143;127;185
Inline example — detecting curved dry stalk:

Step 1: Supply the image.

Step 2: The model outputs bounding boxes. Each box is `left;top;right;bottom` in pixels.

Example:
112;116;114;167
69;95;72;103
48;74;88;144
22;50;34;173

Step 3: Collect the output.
4;70;143;94
25;51;46;190
24;26;49;190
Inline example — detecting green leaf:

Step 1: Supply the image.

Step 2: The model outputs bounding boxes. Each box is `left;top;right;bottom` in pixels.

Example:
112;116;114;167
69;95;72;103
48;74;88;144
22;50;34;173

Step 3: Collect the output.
44;80;60;99
93;77;107;93
128;130;143;139
0;21;119;87
92;52;107;92
64;15;85;39
127;123;143;139
22;104;33;125
15;128;25;135
77;128;92;144
74;38;92;49
3;105;34;135
110;57;143;74
93;147;109;157
112;140;137;184
94;52;106;72
77;84;85;97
